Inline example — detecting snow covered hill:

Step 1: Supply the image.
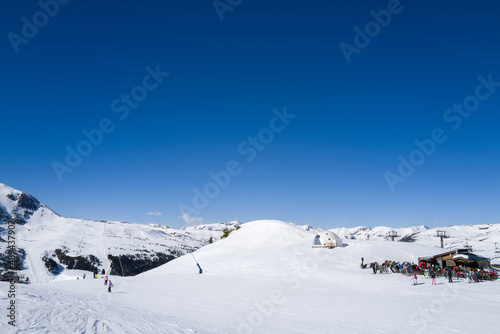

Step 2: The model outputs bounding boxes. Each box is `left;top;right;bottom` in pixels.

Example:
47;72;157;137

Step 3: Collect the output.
144;220;442;279
3;220;499;333
0;183;240;283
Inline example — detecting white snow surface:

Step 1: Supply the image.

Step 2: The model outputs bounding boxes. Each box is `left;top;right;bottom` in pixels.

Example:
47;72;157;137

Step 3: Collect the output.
2;220;499;333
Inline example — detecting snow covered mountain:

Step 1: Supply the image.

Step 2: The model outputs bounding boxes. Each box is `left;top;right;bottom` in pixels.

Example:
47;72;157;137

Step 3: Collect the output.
0;183;240;283
328;224;500;262
396;224;500;262
329;225;429;241
1;182;499;286
0;183;60;225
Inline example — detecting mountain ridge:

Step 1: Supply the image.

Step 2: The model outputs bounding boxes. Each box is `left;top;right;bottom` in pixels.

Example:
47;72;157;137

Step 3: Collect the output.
1;183;499;283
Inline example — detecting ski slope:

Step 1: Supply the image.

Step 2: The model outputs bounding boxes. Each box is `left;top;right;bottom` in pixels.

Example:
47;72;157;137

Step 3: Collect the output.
2;220;499;333
0;183;240;282
1;279;224;334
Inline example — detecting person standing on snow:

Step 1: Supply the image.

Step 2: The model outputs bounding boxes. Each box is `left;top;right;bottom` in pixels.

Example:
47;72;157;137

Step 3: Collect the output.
104;276;108;286
412;274;418;285
431;271;436;285
108;280;113;293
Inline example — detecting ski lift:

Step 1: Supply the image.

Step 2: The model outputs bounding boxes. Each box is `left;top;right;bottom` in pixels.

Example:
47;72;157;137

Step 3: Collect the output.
386;230;399;241
435;230;449;248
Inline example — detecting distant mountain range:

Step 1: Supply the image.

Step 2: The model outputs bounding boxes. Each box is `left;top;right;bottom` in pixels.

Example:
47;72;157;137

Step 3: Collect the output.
328;223;500;262
1;183;499;282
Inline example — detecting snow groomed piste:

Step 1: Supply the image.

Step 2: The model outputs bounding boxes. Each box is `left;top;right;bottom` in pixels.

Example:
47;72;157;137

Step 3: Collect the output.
2;220;499;333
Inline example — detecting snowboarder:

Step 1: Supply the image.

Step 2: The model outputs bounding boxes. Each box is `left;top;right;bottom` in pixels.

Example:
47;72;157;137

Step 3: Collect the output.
108;280;113;293
104;276;108;286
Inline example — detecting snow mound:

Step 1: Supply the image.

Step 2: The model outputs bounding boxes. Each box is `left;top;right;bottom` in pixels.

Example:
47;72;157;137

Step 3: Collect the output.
219;220;312;247
144;220;315;278
144;220;440;279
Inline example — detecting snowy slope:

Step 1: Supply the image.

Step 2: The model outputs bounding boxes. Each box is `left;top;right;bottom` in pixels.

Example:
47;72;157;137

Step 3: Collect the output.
3;220;499;334
0;183;240;283
145;220;440;278
397;224;500;258
329;223;500;261
0;280;224;334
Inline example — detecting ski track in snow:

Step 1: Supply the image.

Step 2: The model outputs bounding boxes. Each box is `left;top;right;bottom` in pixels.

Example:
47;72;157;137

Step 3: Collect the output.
95;221;111;274
2;283;225;334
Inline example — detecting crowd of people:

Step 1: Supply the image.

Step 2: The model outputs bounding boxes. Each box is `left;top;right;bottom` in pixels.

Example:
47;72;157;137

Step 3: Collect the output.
364;258;497;283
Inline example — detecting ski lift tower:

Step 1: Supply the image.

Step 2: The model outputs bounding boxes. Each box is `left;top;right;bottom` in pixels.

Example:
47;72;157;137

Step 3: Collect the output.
436;230;448;248
387;230;399;242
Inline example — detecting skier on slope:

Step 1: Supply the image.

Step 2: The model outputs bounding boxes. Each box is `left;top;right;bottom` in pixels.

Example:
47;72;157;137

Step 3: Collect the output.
412;274;418;285
104;276;108;286
108;280;113;293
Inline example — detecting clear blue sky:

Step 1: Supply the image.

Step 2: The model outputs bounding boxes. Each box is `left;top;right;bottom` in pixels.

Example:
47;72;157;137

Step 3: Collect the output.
1;0;499;229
